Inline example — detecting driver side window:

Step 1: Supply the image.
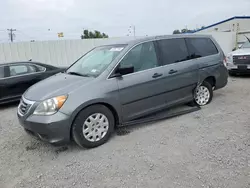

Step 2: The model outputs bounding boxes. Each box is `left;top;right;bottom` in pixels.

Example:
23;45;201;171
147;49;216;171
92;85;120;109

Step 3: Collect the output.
119;41;158;74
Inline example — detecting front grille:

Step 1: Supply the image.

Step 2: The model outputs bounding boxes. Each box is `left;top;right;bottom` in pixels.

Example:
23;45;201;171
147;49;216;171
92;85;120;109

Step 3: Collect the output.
18;98;34;116
233;55;250;65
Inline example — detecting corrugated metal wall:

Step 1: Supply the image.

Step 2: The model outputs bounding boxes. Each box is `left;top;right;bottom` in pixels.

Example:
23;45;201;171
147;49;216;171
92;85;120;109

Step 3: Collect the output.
197;32;236;54
0;38;135;66
0;34;235;67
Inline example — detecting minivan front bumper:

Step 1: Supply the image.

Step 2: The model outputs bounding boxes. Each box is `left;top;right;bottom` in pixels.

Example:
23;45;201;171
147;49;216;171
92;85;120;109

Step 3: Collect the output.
18;111;71;145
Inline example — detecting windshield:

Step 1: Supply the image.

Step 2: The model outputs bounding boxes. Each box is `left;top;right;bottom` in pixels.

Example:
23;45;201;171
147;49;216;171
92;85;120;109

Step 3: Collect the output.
241;42;250;49
66;45;126;77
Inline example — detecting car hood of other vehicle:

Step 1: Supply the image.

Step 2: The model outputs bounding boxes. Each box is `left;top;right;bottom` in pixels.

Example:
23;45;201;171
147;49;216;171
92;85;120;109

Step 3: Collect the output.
229;48;250;56
24;73;95;101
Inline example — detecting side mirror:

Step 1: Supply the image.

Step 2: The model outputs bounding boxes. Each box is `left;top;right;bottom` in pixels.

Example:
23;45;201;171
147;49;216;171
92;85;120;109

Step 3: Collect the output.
113;66;134;77
238;44;242;49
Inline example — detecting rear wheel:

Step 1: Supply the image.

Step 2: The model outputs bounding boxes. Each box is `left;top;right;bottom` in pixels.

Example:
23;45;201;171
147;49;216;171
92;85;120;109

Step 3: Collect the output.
194;81;213;106
72;105;115;148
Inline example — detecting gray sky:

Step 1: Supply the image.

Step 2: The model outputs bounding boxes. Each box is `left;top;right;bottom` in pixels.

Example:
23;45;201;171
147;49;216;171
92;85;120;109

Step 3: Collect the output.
0;0;250;42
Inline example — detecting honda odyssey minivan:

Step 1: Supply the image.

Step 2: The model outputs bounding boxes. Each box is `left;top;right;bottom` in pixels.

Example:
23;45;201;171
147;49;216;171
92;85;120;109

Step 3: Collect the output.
17;35;228;148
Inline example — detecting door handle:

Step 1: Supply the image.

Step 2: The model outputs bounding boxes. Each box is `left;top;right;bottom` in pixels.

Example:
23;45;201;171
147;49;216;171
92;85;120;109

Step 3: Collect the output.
168;69;178;74
152;73;163;78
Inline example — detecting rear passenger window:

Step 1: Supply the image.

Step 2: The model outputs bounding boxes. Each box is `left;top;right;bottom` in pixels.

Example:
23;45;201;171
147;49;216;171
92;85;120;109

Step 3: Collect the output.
9;65;29;76
185;38;218;59
9;64;37;77
157;38;189;65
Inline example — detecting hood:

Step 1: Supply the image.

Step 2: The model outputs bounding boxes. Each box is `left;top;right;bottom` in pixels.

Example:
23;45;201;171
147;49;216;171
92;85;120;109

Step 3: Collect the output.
24;73;94;101
229;48;250;56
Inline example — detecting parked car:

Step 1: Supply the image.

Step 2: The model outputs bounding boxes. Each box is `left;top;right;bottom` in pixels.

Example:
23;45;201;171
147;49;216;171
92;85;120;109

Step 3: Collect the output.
226;40;250;75
0;62;65;104
17;35;228;148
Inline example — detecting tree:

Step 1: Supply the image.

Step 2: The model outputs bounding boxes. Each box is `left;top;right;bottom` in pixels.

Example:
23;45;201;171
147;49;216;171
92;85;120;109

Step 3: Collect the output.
181;28;188;33
173;28;193;34
82;29;89;39
181;28;193;33
173;29;181;34
102;33;108;38
89;31;95;38
94;30;102;38
81;29;109;39
173;26;205;34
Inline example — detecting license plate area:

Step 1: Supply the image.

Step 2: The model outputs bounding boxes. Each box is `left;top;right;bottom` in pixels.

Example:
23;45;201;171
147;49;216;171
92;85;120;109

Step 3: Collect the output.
238;65;247;70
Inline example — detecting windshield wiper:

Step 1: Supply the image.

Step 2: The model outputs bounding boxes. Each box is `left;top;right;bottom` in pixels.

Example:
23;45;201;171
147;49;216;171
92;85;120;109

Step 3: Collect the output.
67;72;92;77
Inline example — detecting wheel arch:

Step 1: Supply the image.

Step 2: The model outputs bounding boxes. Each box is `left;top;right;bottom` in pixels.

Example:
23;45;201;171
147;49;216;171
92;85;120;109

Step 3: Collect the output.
69;102;120;140
203;76;216;87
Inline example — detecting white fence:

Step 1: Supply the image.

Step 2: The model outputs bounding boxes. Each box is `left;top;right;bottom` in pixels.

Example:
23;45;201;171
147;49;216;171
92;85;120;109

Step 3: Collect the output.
196;32;236;54
0;38;135;66
0;33;236;67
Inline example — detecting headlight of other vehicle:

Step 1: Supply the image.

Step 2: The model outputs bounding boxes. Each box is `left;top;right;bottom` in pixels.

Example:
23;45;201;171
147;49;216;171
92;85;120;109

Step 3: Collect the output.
226;54;233;64
33;95;67;115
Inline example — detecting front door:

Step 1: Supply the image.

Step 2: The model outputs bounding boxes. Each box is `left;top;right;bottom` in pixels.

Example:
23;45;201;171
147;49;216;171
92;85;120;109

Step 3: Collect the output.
115;41;168;122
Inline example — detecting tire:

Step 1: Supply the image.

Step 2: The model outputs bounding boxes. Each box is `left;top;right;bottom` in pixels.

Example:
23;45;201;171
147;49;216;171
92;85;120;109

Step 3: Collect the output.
194;81;213;106
24;128;34;136
72;105;115;148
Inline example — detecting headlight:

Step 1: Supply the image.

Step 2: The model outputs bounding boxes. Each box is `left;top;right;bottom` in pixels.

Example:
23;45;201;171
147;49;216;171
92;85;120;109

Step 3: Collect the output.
226;54;233;63
33;95;67;115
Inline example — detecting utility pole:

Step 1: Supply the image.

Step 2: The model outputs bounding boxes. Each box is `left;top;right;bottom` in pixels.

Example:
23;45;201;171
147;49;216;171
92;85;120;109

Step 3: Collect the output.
235;23;240;49
133;25;135;37
128;25;136;37
7;28;16;42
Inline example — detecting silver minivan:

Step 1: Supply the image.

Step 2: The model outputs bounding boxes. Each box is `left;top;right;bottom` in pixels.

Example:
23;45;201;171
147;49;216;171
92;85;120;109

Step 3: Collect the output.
17;35;228;148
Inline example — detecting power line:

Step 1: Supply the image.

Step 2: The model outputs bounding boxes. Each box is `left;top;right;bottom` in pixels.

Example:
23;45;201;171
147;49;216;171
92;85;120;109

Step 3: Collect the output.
7;28;16;42
16;30;35;40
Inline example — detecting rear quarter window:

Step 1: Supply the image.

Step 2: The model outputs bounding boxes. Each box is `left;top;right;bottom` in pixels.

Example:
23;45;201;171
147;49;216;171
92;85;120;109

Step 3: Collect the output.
35;65;46;72
185;38;218;59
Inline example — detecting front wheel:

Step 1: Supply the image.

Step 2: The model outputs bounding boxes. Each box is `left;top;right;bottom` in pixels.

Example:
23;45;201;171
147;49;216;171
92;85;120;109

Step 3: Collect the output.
72;105;115;148
194;81;213;106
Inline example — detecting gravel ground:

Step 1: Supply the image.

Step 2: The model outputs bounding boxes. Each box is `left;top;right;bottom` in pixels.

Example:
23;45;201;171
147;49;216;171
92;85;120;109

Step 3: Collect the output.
0;76;250;188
